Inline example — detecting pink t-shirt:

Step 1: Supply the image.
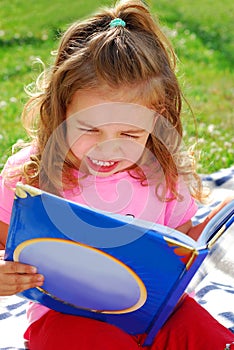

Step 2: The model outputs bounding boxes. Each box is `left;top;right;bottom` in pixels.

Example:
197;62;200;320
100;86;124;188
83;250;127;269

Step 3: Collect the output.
0;147;197;328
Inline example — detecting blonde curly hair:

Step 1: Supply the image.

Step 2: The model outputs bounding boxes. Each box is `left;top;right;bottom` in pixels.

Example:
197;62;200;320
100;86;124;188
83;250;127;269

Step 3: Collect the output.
7;0;204;201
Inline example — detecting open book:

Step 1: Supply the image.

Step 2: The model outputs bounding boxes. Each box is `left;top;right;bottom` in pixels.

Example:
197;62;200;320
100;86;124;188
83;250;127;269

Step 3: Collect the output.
4;183;234;346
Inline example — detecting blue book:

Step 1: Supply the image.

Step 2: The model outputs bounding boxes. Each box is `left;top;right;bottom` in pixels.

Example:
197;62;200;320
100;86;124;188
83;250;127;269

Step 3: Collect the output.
4;183;234;346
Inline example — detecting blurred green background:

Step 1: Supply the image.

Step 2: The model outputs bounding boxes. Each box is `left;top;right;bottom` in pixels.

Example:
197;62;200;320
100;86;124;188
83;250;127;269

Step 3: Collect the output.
0;0;233;173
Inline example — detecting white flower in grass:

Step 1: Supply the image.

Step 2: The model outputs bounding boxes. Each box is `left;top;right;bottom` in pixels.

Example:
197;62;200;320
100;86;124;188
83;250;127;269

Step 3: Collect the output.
41;33;48;41
29;55;37;61
207;49;214;56
224;141;232;148
197;163;202;170
169;29;177;38
175;22;183;29
210;149;217;154
188;136;196;143
207;124;215;133
0;101;7;109
162;27;177;38
190;33;196;40
198;138;205;144
179;38;186;46
10;97;17;103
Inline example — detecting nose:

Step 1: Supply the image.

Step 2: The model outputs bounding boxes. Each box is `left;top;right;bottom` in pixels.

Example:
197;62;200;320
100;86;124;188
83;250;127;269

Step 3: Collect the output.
95;138;124;157
98;130;118;143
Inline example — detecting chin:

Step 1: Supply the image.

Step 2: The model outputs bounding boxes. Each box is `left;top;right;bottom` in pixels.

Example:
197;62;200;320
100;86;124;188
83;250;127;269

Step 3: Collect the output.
87;168;115;177
86;163;125;177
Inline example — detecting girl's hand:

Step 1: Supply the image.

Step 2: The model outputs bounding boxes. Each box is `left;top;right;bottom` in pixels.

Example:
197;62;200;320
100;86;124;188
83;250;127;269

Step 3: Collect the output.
188;196;234;241
0;250;44;296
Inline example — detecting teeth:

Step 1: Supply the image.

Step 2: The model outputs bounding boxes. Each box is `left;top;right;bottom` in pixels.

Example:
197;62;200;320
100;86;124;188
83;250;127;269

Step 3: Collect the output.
90;158;115;167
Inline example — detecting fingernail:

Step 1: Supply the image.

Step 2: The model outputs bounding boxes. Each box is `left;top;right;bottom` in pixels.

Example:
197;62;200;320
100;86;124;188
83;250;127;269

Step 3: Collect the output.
36;281;44;287
37;275;44;281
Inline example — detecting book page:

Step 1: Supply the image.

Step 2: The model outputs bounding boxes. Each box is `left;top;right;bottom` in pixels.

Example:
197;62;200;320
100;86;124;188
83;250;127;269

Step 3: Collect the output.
197;200;234;247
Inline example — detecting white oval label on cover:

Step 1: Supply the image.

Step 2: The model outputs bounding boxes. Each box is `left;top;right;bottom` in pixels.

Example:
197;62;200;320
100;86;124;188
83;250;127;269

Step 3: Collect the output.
14;238;147;313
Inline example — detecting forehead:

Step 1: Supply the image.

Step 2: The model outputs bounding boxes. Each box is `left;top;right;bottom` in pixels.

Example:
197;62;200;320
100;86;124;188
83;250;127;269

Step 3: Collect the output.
67;102;156;132
66;88;157;131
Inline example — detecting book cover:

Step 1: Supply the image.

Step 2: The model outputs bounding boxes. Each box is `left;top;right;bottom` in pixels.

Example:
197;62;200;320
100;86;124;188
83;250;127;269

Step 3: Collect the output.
4;183;234;346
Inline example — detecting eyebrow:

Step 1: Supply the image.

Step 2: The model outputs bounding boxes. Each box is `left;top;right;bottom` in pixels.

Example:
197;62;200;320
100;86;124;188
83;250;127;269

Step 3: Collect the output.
77;121;97;128
121;129;146;134
77;121;146;133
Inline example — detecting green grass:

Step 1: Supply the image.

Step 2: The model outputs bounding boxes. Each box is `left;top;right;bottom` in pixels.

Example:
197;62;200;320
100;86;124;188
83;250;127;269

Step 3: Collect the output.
0;0;233;173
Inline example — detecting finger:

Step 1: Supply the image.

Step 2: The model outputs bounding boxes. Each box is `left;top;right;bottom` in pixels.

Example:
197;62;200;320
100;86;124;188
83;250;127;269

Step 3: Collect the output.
0;260;37;274
3;272;44;286
0;273;44;296
0;281;44;296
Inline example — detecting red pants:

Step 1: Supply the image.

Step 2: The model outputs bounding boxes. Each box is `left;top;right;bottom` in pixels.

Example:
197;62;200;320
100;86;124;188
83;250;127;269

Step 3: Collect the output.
26;296;234;350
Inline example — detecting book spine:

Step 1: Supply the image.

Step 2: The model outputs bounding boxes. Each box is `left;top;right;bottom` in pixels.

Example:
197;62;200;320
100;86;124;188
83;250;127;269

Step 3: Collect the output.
4;200;20;261
142;250;208;347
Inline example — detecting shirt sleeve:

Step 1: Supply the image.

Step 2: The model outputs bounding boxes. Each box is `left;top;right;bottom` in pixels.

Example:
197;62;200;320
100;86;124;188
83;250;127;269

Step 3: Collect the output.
0;179;16;225
0;171;18;225
164;176;198;228
0;147;33;224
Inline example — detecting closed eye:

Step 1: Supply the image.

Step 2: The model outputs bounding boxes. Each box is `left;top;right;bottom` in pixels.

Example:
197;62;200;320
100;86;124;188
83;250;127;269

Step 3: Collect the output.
121;133;140;139
78;127;99;133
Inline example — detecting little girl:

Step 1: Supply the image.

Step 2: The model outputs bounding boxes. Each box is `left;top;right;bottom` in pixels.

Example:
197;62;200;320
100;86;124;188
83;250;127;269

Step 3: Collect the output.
0;0;233;349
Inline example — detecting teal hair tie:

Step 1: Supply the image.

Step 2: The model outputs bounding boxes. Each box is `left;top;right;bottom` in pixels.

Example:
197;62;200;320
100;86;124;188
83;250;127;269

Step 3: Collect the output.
109;18;126;28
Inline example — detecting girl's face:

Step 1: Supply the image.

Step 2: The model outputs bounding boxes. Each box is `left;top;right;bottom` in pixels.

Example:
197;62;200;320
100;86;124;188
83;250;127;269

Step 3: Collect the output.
66;89;156;177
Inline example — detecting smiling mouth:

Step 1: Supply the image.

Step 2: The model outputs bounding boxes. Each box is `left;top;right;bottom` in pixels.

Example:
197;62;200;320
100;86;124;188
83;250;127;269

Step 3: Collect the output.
87;157;119;173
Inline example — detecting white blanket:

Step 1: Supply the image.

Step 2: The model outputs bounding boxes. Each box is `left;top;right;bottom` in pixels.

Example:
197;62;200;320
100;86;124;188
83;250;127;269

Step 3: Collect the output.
0;166;234;349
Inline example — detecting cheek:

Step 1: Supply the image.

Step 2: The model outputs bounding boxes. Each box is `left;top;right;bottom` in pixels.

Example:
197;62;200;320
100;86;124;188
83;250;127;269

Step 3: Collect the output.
67;132;96;159
130;136;150;161
120;139;148;163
